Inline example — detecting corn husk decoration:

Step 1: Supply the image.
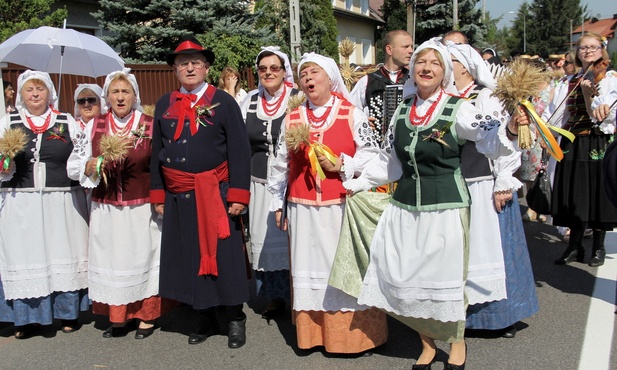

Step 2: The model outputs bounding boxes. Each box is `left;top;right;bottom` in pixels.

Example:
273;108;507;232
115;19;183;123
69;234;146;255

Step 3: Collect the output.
338;38;364;91
285;123;338;180
493;59;574;160
0;128;28;170
97;134;132;185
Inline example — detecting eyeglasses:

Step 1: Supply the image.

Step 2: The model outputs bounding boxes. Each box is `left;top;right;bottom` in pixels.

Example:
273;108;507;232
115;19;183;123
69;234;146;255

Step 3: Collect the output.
564;60;573;66
579;45;602;52
76;97;98;105
257;65;283;73
176;60;207;71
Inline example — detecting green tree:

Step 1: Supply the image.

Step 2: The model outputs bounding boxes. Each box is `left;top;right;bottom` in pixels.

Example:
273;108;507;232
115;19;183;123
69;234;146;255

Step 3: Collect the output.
93;0;272;64
507;0;585;57
254;0;339;60
0;0;67;42
376;0;408;62
415;0;485;45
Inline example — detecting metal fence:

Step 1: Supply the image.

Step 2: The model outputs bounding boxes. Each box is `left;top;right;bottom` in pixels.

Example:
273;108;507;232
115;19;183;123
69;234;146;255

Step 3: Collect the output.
2;63;257;113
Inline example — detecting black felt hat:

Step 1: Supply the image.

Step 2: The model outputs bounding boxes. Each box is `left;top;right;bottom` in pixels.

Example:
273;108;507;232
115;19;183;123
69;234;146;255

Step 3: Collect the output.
166;35;215;66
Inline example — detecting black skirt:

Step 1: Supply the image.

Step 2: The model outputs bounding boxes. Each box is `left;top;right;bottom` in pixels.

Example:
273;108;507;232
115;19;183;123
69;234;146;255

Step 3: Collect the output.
552;131;617;229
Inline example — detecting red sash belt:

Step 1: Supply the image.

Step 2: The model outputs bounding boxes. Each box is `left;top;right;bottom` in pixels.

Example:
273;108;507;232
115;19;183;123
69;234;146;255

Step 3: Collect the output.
162;162;230;277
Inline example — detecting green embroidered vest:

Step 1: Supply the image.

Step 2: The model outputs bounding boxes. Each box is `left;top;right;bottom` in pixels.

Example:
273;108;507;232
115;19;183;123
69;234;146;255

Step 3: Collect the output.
391;95;470;211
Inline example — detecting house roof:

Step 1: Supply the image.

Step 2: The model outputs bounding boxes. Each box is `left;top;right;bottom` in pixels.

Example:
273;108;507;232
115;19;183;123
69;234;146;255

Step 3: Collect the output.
573;15;617;39
370;0;384;18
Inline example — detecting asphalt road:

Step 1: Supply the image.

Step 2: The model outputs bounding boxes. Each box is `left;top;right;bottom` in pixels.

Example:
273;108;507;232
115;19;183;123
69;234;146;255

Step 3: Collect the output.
0;206;616;370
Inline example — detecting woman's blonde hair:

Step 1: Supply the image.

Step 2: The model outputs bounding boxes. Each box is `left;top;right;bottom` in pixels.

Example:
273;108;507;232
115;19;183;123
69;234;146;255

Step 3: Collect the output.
218;66;242;95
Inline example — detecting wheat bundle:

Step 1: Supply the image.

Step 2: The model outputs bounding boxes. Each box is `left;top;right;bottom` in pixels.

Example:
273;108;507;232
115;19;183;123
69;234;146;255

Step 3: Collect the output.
493;59;548;149
285;123;310;152
98;134;132;185
0;128;28;159
339;38;355;60
286;94;306;114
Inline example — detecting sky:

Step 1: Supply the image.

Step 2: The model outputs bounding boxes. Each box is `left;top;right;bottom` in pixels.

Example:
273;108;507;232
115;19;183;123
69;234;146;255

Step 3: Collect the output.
484;0;616;28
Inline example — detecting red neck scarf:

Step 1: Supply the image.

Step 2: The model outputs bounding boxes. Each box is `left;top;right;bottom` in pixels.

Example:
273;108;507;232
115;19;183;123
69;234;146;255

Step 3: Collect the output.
173;93;197;141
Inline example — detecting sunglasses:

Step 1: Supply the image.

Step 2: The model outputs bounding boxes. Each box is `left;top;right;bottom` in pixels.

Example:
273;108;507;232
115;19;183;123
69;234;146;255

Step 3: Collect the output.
257;65;283;73
76;97;98;105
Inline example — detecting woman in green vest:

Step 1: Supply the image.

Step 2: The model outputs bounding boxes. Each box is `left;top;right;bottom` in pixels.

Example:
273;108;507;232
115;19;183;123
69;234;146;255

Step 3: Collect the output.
344;39;528;369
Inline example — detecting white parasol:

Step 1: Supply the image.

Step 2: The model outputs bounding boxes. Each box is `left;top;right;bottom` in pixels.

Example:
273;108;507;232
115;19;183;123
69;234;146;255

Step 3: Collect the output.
0;24;125;104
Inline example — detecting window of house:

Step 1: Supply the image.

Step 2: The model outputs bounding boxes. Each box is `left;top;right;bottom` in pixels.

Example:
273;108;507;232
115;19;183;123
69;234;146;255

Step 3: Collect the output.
362;39;372;64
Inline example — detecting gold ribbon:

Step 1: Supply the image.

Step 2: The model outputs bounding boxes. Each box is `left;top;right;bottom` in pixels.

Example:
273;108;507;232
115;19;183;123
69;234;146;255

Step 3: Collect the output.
307;142;338;180
519;100;575;161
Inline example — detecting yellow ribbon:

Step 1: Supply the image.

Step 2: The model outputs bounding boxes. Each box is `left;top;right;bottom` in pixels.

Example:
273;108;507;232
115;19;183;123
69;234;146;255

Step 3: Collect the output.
307;142;338;180
519;100;575;162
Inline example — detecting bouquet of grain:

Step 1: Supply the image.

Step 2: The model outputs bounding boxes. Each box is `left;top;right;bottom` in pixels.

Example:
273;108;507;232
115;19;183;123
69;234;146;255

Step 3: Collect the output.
0;128;28;170
96;134;132;185
493;59;547;149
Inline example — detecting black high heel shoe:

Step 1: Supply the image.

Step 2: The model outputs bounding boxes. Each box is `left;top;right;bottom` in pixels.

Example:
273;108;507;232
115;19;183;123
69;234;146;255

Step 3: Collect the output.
135;326;155;339
412;354;436;369
445;343;467;370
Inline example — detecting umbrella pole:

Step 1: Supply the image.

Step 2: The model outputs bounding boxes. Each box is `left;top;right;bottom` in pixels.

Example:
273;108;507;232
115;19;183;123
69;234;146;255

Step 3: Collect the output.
56;45;65;109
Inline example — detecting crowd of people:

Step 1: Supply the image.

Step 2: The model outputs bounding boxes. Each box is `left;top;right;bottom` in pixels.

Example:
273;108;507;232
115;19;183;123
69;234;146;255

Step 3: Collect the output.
0;29;615;370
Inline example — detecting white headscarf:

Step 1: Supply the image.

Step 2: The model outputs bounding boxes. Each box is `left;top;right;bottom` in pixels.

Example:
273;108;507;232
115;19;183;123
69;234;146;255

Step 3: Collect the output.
255;46;295;89
73;84;106;119
403;38;457;98
297;52;351;102
15;70;58;113
445;41;497;91
101;68;143;113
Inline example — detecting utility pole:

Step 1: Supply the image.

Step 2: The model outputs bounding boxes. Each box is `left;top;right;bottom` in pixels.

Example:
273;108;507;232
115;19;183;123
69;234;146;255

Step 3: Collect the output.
453;0;459;30
289;0;301;63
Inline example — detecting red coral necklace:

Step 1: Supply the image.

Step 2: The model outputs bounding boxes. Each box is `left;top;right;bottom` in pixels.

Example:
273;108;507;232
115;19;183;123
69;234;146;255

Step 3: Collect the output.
409;90;443;126
26;112;52;134
261;85;287;116
108;111;135;136
305;96;334;129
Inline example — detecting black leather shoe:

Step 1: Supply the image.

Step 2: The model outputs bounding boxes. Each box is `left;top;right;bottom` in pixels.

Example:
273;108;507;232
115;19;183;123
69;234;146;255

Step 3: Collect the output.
444;362;465;370
188;324;220;345
588;249;606;267
554;249;584;265
261;299;286;324
14;324;41;339
501;324;517;338
412;363;432;370
135;326;155;339
227;318;246;349
102;325;130;338
61;319;79;333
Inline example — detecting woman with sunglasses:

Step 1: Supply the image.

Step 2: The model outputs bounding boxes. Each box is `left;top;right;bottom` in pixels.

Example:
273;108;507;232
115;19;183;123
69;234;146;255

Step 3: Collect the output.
240;47;298;322
544;32;617;267
0;71;89;338
73;84;104;131
68;69;170;339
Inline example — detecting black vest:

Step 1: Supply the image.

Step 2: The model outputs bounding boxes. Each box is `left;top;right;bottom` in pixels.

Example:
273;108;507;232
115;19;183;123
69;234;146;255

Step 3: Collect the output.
245;88;298;182
460;84;494;181
1;113;78;191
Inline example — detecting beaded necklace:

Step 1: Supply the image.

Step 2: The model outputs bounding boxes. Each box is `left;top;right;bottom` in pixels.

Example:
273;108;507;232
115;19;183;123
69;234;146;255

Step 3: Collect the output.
261;85;287;116
409;89;443;126
26;112;52;134
108;111;135;137
305;96;335;129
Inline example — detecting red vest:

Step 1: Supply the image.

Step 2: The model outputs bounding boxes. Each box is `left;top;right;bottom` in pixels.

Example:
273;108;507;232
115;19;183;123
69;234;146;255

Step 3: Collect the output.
91;113;153;206
287;99;356;206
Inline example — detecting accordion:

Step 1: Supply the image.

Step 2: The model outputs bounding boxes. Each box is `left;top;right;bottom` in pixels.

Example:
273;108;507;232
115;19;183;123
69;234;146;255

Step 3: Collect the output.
368;84;404;144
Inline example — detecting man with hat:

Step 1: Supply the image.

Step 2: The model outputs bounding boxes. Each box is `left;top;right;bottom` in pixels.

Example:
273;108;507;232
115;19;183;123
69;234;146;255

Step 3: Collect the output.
150;35;251;348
